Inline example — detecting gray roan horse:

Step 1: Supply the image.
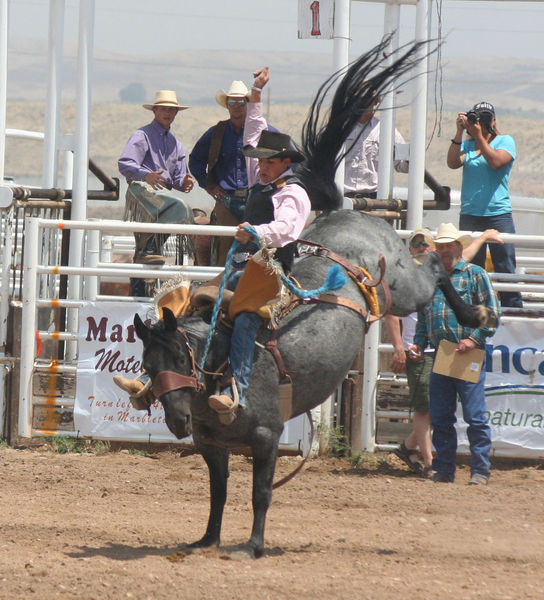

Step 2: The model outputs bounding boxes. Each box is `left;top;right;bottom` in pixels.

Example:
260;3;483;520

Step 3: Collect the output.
133;40;492;558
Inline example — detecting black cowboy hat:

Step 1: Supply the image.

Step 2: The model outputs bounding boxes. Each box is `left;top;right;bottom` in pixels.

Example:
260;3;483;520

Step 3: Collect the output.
242;130;304;163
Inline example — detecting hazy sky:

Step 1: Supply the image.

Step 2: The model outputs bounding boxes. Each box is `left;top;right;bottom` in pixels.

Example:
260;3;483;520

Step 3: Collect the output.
8;0;544;62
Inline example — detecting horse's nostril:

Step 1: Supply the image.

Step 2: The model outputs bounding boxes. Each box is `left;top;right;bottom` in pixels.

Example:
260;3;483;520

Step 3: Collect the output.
185;414;191;427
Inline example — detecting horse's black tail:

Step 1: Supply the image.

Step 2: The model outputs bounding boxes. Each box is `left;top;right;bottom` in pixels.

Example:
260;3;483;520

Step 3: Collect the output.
297;35;431;212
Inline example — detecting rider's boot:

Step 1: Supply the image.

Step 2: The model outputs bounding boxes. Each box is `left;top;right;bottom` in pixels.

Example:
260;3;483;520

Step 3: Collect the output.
113;375;145;395
208;379;240;424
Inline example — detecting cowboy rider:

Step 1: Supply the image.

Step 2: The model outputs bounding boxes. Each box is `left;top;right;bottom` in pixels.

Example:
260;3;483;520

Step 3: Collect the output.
206;66;311;421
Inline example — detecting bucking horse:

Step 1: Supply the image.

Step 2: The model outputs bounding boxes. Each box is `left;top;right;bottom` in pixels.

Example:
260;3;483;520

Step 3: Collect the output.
133;38;493;558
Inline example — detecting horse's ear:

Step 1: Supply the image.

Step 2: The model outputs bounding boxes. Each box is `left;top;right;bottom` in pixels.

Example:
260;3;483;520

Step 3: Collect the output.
162;307;178;332
134;313;150;343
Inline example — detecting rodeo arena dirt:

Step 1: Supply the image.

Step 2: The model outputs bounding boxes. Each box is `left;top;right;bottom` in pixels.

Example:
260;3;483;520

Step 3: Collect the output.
3;3;544;600
0;448;543;599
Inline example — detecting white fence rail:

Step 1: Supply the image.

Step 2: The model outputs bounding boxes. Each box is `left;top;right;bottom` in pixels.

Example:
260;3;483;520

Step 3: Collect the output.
6;215;544;457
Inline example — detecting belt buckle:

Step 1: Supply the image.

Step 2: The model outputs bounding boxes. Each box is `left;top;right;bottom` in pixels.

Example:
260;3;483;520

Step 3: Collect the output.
233;252;251;263
297;244;320;256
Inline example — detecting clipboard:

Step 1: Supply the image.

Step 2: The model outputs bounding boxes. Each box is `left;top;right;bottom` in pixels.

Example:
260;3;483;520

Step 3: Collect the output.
432;340;485;383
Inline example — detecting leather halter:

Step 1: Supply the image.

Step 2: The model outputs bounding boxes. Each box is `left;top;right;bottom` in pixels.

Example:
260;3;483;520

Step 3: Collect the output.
151;327;205;398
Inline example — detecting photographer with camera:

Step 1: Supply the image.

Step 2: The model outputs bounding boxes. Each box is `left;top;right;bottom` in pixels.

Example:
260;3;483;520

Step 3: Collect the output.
447;101;522;308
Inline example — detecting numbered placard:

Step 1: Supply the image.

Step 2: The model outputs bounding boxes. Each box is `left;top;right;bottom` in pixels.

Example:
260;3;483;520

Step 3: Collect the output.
298;0;335;39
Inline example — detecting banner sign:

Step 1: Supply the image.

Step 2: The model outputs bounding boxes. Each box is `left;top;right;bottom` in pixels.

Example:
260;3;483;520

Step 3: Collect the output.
74;301;179;442
298;0;334;39
456;318;544;458
73;304;544;457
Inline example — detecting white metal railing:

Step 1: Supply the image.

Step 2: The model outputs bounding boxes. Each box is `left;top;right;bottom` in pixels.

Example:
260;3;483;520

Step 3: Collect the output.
17;216;236;439
363;229;544;452
13;216;544;449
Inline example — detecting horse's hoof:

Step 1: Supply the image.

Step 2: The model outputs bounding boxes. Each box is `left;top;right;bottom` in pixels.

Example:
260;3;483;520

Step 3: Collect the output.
188;536;220;550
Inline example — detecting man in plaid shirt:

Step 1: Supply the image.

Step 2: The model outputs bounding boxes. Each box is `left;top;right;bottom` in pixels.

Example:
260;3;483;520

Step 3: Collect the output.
411;223;500;485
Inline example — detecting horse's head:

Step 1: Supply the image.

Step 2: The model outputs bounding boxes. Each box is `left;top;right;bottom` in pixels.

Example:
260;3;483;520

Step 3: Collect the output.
134;307;203;439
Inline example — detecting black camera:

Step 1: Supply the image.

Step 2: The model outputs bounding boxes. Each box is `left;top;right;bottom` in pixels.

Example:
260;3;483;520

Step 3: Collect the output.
465;107;494;134
466;109;479;124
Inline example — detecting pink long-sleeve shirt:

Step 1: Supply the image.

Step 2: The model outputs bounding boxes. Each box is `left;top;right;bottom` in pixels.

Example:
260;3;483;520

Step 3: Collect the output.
243;102;311;248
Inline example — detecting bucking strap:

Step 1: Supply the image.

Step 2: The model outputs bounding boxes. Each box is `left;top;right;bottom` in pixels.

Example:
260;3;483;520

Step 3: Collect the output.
297;239;376;284
310;294;369;320
297;240;391;320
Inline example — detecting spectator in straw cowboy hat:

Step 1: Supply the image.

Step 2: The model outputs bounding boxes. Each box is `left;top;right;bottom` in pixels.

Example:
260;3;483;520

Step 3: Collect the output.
119;90;195;296
410;223;500;486
189;80;278;266
389;226;504;478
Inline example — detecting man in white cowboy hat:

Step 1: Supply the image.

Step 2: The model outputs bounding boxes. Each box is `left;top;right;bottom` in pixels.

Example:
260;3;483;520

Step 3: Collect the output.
118;90;195;296
388;226;504;478
189;80;278;266
409;222;500;486
207;66;311;423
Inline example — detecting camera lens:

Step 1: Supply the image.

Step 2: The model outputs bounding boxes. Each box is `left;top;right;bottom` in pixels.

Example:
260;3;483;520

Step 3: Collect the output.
466;110;478;124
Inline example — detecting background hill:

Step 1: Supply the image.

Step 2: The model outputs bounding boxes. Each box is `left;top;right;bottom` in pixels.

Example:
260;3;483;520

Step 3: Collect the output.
7;40;544;116
4;43;544;217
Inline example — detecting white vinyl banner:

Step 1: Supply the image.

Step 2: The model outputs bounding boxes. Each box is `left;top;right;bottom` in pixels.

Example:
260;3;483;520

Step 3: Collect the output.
456;318;544;458
74;302;178;442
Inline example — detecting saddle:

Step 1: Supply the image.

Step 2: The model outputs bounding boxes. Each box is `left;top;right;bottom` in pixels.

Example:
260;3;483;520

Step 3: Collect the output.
187;244;391;421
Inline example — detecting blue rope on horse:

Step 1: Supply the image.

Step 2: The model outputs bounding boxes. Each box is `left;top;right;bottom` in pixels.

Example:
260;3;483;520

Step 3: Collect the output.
198;225;347;378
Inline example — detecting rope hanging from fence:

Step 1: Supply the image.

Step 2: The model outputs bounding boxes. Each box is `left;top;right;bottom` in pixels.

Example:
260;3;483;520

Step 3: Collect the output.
198;225;348;378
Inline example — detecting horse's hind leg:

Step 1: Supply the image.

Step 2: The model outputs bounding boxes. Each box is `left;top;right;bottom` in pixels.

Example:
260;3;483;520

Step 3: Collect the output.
189;443;229;549
248;426;281;558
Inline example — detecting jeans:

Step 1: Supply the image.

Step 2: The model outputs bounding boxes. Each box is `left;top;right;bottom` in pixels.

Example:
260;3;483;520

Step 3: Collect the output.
459;212;522;308
429;367;491;480
227;311;263;407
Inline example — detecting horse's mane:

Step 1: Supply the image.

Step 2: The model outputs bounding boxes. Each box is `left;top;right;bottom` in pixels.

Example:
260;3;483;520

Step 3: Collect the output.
297;35;431;211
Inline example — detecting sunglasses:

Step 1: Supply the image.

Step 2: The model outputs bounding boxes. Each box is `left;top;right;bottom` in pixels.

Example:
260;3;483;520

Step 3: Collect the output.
410;240;429;248
227;99;246;106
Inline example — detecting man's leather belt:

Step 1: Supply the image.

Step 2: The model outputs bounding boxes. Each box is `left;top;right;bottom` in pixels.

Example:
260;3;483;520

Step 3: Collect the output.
345;190;377;199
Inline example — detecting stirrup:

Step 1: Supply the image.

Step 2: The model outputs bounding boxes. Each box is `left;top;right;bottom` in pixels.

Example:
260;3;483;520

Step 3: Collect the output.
210;378;240;425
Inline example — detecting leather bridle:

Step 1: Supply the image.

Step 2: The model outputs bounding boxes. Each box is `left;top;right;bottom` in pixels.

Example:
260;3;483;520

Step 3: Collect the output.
150;327;206;398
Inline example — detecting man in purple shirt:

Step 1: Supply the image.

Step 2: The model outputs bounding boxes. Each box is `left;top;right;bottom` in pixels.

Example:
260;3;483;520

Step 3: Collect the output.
118;90;195;295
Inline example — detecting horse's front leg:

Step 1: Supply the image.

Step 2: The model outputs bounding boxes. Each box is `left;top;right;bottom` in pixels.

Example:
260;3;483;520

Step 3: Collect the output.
248;425;281;558
189;443;229;549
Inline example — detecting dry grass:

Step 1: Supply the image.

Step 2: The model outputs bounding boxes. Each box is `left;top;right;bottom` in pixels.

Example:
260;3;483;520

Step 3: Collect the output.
5;101;543;199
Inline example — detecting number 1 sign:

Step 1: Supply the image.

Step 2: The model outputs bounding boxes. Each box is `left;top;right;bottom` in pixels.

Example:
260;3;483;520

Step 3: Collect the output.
298;0;335;39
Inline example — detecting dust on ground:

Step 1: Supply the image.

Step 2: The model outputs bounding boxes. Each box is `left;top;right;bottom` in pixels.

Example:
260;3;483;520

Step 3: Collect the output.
1;446;543;600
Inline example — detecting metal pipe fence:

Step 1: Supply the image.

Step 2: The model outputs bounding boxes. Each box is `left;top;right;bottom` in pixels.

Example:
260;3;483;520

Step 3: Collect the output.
6;214;544;447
